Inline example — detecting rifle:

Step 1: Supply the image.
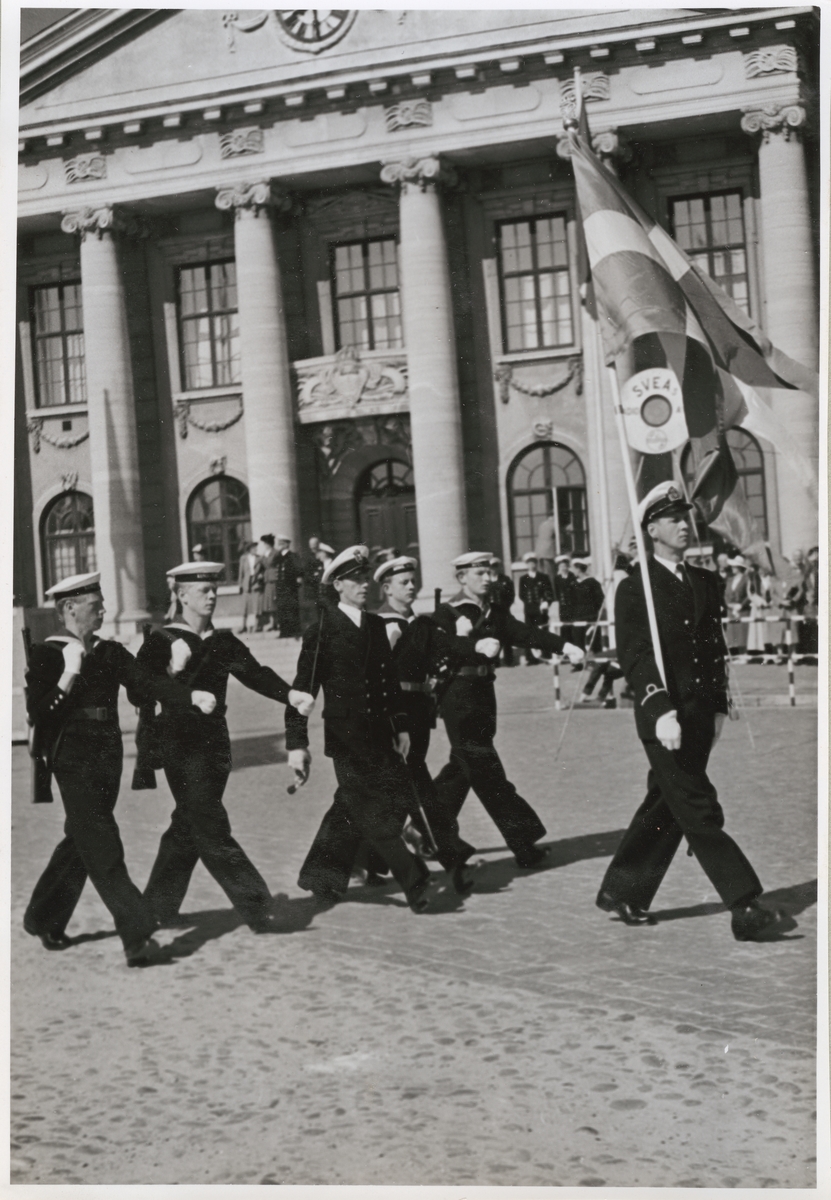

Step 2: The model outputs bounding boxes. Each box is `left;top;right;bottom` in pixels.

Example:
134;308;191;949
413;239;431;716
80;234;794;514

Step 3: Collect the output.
22;627;55;804
131;622;160;790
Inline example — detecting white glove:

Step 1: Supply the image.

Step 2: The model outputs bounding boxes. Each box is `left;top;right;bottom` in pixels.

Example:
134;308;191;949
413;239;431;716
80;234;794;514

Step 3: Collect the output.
540;601;550;612
288;748;311;784
394;731;411;759
475;637;501;659
655;710;682;751
288;689;315;718
191;690;217;715
562;642;584;664
455;615;473;637
61;641;85;675
167;637;192;676
713;711;727;744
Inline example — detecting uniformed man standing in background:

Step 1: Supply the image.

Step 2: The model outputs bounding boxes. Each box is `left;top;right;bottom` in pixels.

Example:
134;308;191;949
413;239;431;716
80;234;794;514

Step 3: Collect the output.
596;483;793;941
136;561;315;933
430;552;585;869
23;572;204;965
518;552;555;664
287;546;434;912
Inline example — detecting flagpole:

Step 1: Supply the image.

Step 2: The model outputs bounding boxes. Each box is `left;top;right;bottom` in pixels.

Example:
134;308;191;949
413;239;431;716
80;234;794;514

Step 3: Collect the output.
606;365;668;689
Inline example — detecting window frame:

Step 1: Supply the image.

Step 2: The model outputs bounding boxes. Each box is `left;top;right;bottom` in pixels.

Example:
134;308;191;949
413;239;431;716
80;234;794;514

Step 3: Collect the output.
176;259;241;391
496;214;574;354
41;490;96;594
186;475;251;583
29;280;87;408
507;441;589;561
330;237;403;353
667;187;751;314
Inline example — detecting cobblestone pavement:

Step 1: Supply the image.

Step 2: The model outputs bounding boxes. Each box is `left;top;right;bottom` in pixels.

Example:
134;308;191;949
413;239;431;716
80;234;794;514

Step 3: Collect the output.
10;659;820;1188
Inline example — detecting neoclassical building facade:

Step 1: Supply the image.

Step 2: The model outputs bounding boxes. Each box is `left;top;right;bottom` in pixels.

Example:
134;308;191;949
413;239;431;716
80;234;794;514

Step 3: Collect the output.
15;7;819;635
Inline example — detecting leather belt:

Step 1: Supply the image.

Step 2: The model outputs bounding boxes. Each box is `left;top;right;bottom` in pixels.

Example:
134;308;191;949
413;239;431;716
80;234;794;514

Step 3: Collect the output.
457;666;494;678
68;706;117;722
400;681;433;693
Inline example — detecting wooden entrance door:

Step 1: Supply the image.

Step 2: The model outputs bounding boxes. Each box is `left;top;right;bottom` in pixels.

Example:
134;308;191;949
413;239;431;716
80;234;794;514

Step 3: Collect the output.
356;459;419;600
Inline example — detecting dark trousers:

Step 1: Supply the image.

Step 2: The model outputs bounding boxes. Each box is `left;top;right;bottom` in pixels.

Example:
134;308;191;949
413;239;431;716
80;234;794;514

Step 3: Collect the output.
599;710;762;911
275;590;301;638
432;684;546;855
25;727;153;948
144;723;272;925
298;746;427;897
584;661;624;698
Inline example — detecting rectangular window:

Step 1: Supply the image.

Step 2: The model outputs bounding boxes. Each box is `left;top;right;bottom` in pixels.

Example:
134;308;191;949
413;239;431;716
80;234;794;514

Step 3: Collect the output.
177;260;241;389
30;282;87;407
669;191;749;313
331;238;403;351
497;216;573;352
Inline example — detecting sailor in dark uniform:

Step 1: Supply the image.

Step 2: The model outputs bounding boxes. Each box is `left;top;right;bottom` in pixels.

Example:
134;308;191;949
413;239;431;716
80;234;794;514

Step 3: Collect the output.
23;572;201;965
286;546;433;912
135;561;315;932
374;556;479;893
596;483;792;941
431;552;585;868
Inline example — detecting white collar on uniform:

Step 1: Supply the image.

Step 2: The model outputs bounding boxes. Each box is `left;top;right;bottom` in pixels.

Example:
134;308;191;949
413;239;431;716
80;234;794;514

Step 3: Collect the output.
45;632;101;646
338;602;363;628
165;622;215;640
448;594;483;609
653;554;685;579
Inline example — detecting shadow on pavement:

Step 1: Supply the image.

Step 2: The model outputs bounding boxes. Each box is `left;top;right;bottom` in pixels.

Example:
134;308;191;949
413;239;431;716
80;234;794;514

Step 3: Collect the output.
67;929;119;947
231;733;287;771
461;829;628;896
151;894;323;961
647;879;815;939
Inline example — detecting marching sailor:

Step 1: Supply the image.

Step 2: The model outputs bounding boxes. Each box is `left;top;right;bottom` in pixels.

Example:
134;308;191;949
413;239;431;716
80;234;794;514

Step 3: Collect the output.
23;572;199;965
286;546;434;912
135;561;315;933
431;552;585;868
596;483;792;940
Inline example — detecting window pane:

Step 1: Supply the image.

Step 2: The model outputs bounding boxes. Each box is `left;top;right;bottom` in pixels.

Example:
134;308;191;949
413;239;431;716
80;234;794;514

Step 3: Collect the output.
42;492;96;592
65;334;87;404
188;478;251;581
36;337;66;406
34;287;62;335
212;312;241;385
370;291;402;350
181;317;214;389
334;244;365;295
368;239;398;291
179;266;210;317
337;295;369;349
210;261;237;311
535;217;568;270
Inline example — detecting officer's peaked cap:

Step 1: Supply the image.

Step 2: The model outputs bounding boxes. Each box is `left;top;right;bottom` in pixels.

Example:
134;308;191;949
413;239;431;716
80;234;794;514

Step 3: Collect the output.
638;481;693;527
374;555;418;584
167;561;225;582
322;544;370;585
45;571;101;600
453;551;493;570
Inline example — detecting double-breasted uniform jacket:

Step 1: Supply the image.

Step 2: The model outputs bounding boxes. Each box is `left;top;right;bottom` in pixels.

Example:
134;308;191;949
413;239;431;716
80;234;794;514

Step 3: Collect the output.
26;633;190;768
553;570;577;617
136;624;292;755
615;557;728;742
268;550;303;595
285;605;408;758
518;571;554;621
570;575;605;624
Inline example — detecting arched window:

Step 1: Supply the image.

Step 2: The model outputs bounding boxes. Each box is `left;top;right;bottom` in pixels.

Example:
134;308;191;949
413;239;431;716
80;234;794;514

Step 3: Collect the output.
355;458;418;559
41;490;96;593
187;476;251;582
680;428;767;540
508;442;588;561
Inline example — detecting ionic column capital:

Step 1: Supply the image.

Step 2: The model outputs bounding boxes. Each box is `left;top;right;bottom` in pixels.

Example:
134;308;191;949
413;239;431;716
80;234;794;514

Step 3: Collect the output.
740;102;807;143
61;206;156;240
215;180;292;218
380;156;457;192
557;128;631;168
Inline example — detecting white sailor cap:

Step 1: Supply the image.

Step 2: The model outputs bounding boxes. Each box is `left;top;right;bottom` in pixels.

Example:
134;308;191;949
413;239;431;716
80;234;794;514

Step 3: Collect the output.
318;543;335;557
522;551;538;563
555;554;571;564
166;561;225;583
373;555;418;584
321;544;370;585
453;551;493;570
191;544;204;554
572;557;592;569
45;571;101;600
729;555;747;569
637;481;693;527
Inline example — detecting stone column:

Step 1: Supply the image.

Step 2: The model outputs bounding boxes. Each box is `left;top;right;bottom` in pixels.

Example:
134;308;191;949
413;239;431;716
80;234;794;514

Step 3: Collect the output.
215;181;299;545
380;157;468;595
61;207;148;637
741;103;818;555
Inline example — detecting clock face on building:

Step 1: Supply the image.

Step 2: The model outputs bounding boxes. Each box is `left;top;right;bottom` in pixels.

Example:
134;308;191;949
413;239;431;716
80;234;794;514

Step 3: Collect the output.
275;10;355;52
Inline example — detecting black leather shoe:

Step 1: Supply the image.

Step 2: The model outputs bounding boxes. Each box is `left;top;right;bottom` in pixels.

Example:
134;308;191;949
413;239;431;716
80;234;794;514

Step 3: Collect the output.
405;875;435;913
596;889;656;925
124;936;162;966
452;865;475;896
731;899;794;941
514;845;550;869
23;919;71;951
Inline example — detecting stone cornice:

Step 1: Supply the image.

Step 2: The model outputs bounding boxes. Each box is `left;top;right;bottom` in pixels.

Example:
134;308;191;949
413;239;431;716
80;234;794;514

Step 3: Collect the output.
215;180;292;217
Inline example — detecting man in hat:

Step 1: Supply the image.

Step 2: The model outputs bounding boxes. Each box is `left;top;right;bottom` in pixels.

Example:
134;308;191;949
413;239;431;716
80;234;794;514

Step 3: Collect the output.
518;552;554;638
553;553;577;644
596;482;792;941
191;544;206;562
272;535;304;638
238;540;265;633
569;558;605;655
23;572;206;965
430;552;584;869
285;546;434;912
136;562;315;933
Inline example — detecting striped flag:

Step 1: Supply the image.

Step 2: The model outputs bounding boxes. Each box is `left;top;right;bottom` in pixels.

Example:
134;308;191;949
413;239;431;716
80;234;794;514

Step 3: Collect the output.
568;126;818;544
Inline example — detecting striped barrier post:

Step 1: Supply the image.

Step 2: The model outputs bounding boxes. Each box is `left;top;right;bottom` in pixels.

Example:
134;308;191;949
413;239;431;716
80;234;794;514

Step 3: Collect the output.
786;619;796;707
553;657;561;710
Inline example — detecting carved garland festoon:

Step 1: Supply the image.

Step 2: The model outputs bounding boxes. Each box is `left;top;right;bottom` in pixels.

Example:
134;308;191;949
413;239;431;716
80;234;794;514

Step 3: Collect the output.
27;415;90;453
174;398;244;439
493;357;583;404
